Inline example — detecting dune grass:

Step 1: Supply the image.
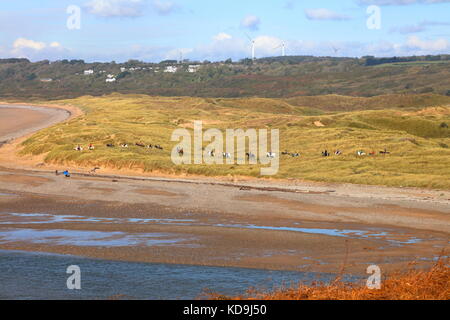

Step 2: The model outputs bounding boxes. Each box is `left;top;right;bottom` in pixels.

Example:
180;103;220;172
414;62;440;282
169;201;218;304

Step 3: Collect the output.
19;93;450;189
209;258;450;300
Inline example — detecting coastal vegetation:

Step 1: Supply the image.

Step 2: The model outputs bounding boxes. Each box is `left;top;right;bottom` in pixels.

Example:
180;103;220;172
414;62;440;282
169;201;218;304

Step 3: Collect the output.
210;258;450;300
18;92;450;189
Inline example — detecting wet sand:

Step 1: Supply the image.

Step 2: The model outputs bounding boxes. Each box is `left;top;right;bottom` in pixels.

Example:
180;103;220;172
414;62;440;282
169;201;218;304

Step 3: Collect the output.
0;104;448;276
0;104;71;144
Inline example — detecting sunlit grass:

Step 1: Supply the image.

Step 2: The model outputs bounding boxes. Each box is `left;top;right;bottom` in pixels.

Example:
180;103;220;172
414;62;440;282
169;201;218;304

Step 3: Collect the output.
20;93;450;189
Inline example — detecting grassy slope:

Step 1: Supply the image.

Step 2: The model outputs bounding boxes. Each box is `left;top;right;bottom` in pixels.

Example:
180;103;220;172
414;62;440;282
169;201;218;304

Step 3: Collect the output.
1;57;450;99
20;93;450;189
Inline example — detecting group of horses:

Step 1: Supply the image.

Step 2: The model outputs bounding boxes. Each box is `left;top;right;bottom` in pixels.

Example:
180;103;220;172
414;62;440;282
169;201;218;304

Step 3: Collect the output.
282;151;300;157
74;144;95;151
76;143;391;161
320;149;390;157
176;148;277;160
105;143;164;150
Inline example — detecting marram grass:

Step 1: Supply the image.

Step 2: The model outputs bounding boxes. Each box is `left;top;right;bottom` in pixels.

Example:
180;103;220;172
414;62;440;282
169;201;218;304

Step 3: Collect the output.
20;93;450;189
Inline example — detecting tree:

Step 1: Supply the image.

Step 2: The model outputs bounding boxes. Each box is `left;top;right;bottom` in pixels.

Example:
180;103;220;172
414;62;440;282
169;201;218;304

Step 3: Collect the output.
116;71;131;80
26;73;37;81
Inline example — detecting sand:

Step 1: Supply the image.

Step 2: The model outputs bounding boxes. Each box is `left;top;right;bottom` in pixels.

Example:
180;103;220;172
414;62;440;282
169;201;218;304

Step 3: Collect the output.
0;104;448;276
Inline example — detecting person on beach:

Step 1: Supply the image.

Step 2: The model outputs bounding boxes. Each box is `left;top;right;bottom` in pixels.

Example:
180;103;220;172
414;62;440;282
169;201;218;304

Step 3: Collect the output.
62;170;70;177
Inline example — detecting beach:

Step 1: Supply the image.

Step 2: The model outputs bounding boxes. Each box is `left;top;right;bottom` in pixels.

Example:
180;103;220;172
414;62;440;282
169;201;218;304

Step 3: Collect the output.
0;103;449;276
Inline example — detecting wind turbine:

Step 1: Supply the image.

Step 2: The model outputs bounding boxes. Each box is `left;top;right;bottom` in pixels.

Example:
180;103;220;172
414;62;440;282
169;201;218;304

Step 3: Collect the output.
274;42;286;57
331;45;340;56
244;32;256;61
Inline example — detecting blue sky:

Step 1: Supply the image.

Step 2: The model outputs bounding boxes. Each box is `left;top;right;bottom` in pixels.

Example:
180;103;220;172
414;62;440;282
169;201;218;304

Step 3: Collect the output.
0;0;449;62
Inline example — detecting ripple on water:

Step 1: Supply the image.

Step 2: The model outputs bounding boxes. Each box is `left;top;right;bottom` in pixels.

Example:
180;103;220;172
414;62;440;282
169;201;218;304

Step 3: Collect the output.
0;228;194;247
0;212;425;245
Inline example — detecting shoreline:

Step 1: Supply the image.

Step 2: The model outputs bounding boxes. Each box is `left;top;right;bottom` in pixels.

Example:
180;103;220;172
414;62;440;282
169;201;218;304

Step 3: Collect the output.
0;103;448;275
0;102;449;196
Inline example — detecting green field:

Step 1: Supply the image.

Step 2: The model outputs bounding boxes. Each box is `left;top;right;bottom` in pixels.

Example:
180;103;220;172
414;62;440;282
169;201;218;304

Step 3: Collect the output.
20;93;450;189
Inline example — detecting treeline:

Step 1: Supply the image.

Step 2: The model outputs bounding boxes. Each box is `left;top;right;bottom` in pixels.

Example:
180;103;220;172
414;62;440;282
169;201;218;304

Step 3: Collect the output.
0;58;30;64
0;55;449;99
364;55;450;66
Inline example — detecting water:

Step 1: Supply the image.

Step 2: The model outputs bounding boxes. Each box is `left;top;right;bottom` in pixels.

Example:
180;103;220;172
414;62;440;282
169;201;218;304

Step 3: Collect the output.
0;212;424;245
0;228;193;247
0;250;358;300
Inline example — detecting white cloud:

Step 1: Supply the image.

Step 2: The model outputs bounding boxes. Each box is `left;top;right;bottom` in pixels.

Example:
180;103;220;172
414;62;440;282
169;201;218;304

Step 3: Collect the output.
241;15;261;31
213;33;232;41
305;8;351;21
13;38;47;51
152;0;178;15
8;38;68;61
50;42;62;48
390;20;450;34
357;0;450;5
84;0;145;18
406;35;450;51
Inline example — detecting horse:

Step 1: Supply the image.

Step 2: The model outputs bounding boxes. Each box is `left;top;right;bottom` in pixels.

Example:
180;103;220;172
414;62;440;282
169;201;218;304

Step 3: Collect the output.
135;143;145;148
120;143;128;148
106;144;115;148
246;152;256;160
357;150;366;156
267;152;276;158
291;153;300;157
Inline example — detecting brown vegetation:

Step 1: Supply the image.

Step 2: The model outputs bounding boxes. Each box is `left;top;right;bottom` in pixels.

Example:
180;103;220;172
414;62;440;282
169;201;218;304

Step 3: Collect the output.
211;259;450;300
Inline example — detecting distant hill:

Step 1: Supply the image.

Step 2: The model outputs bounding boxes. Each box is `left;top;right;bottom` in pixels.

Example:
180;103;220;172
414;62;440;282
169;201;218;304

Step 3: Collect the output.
0;55;449;100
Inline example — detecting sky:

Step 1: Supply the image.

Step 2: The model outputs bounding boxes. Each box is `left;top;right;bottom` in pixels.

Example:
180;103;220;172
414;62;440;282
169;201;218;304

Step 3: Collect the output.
0;0;449;62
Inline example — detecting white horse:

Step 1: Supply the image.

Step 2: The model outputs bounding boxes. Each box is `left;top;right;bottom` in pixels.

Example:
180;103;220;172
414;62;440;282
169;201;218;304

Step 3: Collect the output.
267;152;276;158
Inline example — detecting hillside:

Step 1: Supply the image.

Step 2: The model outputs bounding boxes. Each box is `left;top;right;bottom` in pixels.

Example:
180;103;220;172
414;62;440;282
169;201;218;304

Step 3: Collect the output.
18;93;450;189
0;55;449;100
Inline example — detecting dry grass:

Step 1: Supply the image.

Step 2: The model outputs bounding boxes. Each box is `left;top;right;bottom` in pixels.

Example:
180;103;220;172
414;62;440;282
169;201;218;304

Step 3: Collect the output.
210;259;450;300
19;93;450;189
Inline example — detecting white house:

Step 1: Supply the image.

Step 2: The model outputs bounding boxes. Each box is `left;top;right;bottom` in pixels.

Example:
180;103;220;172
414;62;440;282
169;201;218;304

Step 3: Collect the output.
188;65;200;73
84;69;94;75
106;74;116;82
164;66;178;73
